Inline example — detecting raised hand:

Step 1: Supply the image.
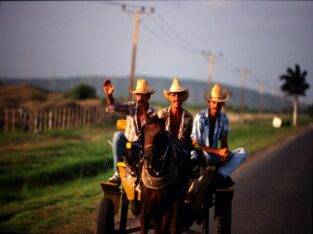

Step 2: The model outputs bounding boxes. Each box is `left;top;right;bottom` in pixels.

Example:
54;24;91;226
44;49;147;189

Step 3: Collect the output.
102;79;114;95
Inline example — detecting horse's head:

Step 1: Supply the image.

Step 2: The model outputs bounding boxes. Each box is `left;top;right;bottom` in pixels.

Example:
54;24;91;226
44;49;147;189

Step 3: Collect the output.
141;115;170;177
140;116;181;234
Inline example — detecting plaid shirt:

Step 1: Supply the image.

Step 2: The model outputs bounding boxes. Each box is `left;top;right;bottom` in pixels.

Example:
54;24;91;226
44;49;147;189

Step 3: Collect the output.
191;108;230;148
107;100;158;142
158;106;193;145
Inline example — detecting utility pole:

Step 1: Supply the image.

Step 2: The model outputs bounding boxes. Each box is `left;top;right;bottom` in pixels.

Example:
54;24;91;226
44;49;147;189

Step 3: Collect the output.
280;91;285;114
202;51;222;92
237;68;251;120
257;79;265;114
129;10;139;101
2;65;7;77
270;82;276;113
122;5;154;101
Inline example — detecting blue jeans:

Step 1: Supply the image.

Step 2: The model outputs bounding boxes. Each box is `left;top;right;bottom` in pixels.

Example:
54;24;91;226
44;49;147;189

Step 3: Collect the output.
112;131;127;174
111;131;140;174
204;147;247;178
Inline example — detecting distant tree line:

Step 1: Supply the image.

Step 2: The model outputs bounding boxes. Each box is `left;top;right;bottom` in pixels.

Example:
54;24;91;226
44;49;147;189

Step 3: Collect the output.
65;84;97;100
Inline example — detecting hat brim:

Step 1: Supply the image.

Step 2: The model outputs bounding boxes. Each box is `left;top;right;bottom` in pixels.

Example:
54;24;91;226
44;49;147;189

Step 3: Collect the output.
131;89;155;94
163;89;189;102
204;93;229;102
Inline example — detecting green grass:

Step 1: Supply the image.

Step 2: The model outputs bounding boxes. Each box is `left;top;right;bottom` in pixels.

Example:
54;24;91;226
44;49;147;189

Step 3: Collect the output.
0;173;110;234
0;128;114;195
0;127;116;233
0;118;311;233
228;119;303;156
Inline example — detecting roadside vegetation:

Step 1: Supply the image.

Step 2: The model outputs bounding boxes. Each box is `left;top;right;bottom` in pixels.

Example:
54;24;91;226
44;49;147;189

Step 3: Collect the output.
1;82;312;233
0;116;311;234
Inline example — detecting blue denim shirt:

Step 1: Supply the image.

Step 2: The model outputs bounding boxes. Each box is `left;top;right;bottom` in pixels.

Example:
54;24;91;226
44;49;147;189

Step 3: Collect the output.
191;108;230;148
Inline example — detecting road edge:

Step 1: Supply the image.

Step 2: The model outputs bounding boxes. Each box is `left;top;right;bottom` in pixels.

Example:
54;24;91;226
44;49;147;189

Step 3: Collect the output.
239;123;313;170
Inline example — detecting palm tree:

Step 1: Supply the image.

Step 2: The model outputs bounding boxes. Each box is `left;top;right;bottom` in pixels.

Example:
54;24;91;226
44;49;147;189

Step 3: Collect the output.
280;64;310;126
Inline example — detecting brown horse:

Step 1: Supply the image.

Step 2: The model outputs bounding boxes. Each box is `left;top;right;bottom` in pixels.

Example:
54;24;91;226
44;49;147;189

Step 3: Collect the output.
140;116;190;234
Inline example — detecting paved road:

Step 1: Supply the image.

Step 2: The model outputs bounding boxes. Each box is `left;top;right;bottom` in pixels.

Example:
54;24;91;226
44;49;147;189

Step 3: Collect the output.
230;127;312;234
124;126;313;233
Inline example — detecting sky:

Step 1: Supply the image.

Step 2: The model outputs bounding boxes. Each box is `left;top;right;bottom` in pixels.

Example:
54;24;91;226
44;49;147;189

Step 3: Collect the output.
0;1;313;104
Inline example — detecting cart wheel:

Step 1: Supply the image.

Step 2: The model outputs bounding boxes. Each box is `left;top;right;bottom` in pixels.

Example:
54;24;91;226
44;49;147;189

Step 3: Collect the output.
213;189;233;234
202;186;213;234
96;198;114;234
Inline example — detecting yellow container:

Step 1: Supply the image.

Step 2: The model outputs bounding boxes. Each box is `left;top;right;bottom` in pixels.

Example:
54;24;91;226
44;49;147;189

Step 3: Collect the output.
116;119;127;130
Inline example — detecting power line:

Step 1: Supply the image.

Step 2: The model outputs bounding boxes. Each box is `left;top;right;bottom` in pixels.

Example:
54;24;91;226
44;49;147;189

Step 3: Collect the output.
154;12;202;53
140;11;202;54
100;2;203;54
104;2;255;93
141;22;199;54
218;56;238;74
101;1;150;9
101;2;124;7
149;15;193;51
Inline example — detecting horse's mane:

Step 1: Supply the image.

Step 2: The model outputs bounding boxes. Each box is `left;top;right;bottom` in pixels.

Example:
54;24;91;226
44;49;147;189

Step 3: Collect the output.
144;115;166;128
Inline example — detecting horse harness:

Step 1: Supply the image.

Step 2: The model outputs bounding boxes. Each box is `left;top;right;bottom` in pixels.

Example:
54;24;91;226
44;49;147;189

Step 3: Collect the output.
141;135;178;190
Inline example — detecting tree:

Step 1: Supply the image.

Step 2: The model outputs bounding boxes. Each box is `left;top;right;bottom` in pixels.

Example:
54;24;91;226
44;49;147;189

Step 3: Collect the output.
65;84;97;100
280;64;310;126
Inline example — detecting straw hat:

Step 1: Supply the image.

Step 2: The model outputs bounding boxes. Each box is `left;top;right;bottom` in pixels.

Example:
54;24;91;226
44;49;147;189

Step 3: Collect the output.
204;83;229;102
163;79;189;102
131;79;155;94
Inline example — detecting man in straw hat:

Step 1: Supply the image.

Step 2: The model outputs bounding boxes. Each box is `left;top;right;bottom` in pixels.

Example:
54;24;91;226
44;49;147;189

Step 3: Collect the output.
158;78;193;200
103;78;157;184
158;78;193;147
191;83;247;188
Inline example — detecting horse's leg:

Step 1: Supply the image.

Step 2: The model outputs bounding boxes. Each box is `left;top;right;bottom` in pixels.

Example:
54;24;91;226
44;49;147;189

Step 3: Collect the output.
170;199;180;234
154;214;162;234
160;208;171;234
140;204;149;234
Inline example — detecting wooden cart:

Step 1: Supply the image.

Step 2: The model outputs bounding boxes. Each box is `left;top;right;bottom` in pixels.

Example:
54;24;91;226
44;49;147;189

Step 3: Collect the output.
96;162;234;234
96;119;234;233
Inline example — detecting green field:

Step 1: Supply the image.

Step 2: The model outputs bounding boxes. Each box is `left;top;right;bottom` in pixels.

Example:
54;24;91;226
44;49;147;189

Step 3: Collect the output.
0;117;310;234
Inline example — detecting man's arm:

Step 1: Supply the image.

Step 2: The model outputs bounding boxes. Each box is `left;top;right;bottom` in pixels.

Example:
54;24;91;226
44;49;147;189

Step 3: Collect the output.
220;134;228;149
102;79;115;106
192;139;229;158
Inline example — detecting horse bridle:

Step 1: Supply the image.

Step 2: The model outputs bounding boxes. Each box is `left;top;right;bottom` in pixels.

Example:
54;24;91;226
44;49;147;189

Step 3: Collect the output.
143;139;170;176
144;144;169;160
141;139;178;189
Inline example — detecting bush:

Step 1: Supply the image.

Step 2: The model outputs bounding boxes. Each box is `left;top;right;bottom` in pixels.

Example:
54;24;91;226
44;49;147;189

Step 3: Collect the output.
65;84;97;100
30;90;47;101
